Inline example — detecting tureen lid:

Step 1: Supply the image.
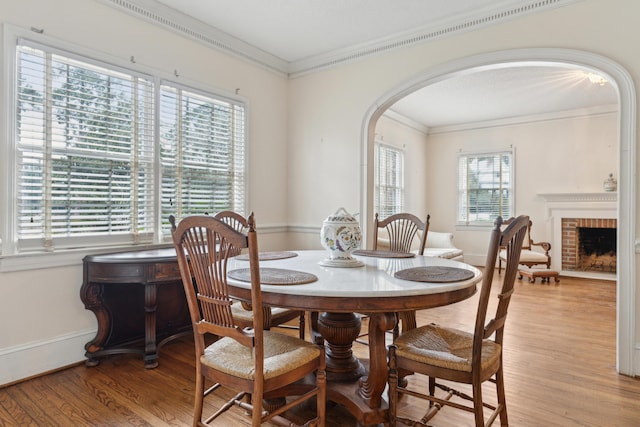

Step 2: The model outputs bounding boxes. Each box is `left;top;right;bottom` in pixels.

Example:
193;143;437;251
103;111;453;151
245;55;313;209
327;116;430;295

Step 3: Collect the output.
324;207;358;223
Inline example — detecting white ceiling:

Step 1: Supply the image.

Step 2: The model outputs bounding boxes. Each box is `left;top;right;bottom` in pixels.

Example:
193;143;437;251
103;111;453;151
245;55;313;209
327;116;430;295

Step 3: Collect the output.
144;0;618;128
391;66;618;129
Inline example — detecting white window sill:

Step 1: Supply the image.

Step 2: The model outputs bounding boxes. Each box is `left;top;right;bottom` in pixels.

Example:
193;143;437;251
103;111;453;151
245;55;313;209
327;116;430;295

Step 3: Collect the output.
0;244;173;273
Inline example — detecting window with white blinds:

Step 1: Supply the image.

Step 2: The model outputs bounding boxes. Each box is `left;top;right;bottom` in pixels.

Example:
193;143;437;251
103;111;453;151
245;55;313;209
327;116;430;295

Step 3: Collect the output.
15;42;155;251
457;150;513;225
159;83;246;232
10;38;246;253
374;143;404;218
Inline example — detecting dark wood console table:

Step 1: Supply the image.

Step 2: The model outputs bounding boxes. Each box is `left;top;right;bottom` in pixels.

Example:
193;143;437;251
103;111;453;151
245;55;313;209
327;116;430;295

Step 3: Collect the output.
80;248;191;368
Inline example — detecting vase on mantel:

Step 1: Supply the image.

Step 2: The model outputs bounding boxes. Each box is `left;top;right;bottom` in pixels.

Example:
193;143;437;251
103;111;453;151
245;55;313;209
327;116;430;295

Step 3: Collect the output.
603;173;617;192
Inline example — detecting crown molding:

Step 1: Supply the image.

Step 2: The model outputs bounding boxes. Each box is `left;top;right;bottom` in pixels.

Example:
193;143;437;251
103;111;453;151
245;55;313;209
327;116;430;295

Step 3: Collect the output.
382;109;429;135
99;0;580;78
97;0;289;75
427;103;619;134
289;0;580;77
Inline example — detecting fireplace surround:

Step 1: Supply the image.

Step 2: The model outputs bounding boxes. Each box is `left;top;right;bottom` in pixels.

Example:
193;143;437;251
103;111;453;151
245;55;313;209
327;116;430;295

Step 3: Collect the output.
539;192;616;279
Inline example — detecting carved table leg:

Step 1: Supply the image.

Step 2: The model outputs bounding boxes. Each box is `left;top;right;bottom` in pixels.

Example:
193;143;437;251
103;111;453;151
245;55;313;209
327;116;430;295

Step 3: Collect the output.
317;312;365;382
358;312;397;408
80;280;109;367
144;282;159;369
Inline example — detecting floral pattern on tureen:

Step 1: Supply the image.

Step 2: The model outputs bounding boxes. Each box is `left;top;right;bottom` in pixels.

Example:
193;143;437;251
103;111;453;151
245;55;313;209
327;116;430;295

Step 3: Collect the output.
320;207;364;267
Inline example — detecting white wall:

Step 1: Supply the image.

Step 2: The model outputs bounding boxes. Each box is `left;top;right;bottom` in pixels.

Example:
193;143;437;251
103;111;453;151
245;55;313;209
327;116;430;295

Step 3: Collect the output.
285;0;639;375
0;0;289;385
424;111;619;264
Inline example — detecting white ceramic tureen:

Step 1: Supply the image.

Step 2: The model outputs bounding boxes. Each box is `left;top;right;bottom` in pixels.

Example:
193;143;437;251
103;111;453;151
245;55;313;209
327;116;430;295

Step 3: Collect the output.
319;207;363;267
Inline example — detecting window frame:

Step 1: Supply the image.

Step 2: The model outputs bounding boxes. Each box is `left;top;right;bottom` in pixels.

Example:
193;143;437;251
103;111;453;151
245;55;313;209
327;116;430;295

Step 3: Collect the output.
456;148;515;227
374;141;405;218
1;25;248;269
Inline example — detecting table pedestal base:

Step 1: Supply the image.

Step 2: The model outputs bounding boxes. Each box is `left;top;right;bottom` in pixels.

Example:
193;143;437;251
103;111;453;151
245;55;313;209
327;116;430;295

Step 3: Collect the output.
317;312;365;382
312;311;397;425
327;361;388;427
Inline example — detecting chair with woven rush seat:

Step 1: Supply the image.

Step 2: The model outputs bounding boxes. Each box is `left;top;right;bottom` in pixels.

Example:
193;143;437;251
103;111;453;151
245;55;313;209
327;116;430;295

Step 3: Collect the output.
170;213;326;427
388;215;529;427
214;210;306;339
498;218;551;274
372;212;430;339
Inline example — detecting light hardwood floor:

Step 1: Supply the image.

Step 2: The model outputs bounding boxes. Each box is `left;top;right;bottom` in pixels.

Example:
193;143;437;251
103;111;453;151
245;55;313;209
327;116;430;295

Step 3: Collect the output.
1;272;639;426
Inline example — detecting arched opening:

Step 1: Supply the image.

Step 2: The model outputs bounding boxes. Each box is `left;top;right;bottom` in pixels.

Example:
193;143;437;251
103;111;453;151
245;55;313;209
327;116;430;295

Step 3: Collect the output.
360;48;636;375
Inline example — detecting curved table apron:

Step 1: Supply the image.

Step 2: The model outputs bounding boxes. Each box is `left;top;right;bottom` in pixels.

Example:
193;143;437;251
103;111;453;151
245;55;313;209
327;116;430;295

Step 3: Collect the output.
227;250;481;426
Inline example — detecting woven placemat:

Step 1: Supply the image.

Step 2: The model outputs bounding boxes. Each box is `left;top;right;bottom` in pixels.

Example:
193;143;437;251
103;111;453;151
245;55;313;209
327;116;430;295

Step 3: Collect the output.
394;266;475;283
352;249;415;258
228;268;317;285
235;251;298;261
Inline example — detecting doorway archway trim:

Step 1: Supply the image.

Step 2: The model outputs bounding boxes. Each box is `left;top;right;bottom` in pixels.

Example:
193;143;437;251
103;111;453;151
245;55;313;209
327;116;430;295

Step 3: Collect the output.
360;48;636;375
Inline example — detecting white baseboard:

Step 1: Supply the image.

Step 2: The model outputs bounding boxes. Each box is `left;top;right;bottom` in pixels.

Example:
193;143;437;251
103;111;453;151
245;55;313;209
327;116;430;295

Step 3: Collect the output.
0;329;96;386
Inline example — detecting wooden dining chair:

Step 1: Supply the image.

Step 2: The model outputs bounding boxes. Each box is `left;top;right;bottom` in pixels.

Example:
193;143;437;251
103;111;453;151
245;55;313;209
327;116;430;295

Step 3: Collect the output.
373;212;430;256
170;213;326;427
388;215;529;427
213;210;306;339
371;212;430;340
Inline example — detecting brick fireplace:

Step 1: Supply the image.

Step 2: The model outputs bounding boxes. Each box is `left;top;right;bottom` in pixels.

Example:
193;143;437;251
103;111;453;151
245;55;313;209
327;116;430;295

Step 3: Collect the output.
539;192;616;278
561;218;617;272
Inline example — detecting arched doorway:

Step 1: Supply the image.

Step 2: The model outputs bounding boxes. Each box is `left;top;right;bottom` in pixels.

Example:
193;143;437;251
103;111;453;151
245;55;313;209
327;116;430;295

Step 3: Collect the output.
360;48;636;375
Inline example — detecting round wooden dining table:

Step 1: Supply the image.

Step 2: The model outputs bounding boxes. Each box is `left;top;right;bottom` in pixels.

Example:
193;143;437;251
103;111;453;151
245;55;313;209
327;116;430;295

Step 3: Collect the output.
226;249;482;426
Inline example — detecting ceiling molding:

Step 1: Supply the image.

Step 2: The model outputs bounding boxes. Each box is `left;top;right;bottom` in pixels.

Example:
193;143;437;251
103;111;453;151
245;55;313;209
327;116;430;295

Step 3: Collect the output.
100;0;580;78
427;103;619;134
382;110;429;135
289;0;580;78
97;0;289;75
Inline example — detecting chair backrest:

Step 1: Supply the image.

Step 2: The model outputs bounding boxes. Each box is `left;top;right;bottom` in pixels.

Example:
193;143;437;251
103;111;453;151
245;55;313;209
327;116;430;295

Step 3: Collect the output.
373;212;430;255
169;213;265;378
214;210;249;234
472;215;529;368
500;216;534;251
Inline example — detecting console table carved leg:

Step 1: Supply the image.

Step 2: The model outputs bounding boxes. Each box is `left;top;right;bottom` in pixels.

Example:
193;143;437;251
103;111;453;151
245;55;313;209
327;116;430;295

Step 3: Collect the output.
79;280;109;367
144;282;159;369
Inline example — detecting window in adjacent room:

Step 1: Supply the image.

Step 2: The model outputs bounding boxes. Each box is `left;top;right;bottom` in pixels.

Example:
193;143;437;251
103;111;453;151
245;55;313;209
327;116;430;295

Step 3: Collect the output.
457;150;513;225
7;37;246;255
374;142;404;218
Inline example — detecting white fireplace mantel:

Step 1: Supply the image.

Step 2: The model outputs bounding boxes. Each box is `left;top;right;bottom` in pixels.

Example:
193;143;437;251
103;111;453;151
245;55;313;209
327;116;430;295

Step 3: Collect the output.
538;192;617;203
539;192;617;279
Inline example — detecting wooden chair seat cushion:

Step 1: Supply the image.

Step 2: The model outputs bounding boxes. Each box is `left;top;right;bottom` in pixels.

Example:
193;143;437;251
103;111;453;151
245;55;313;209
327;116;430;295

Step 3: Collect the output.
202;331;321;380
499;248;548;263
393;324;501;372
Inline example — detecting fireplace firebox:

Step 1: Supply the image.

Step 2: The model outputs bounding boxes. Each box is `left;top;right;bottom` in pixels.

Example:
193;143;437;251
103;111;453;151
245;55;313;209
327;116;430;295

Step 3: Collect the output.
562;218;617;273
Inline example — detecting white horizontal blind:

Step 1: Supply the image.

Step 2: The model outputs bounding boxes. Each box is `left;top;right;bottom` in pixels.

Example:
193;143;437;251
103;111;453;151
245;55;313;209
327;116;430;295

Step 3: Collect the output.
160;83;246;231
458;151;513;224
15;42;155;250
374;143;404;218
